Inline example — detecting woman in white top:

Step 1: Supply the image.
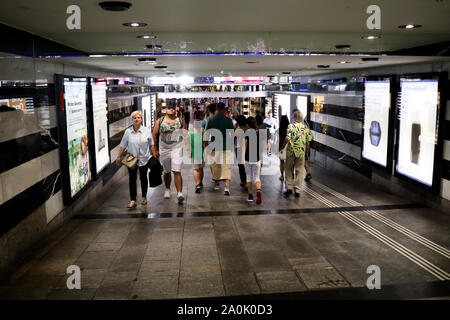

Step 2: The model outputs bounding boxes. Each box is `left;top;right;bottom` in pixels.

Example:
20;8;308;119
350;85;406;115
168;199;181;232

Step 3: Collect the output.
116;111;154;209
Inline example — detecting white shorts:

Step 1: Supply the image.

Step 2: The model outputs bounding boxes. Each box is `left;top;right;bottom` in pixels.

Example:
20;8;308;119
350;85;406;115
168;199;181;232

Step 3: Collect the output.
160;141;183;173
245;161;261;183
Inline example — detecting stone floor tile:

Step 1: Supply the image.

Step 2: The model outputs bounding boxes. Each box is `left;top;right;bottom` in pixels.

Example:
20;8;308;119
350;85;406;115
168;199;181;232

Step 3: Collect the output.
85;242;123;252
75;251;116;270
255;271;306;293
296;267;351;289
46;289;96;300
222;272;260;296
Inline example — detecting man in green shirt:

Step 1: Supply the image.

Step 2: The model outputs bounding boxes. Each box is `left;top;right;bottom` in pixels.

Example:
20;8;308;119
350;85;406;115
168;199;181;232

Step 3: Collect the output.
204;102;235;195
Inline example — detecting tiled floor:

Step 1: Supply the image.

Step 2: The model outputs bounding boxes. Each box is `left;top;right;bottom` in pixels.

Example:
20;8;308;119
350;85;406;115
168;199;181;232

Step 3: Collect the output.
1;156;450;299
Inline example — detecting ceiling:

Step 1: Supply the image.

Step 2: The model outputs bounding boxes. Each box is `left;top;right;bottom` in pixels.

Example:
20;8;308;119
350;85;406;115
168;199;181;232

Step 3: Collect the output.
1;0;450;77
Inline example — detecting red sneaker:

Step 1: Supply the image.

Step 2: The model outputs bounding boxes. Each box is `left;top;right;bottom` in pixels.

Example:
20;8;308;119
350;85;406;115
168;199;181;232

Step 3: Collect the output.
256;190;262;204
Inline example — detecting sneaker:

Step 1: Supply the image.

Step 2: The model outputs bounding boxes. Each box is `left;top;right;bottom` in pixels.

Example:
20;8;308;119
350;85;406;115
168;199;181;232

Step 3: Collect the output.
247;194;254;202
256;191;262;204
127;200;137;209
279;175;284;181
214;183;220;191
283;190;293;198
164;189;171;199
224;188;230;196
294;192;300;198
177;192;184;204
305;173;312;181
141;198;147;206
195;185;201;193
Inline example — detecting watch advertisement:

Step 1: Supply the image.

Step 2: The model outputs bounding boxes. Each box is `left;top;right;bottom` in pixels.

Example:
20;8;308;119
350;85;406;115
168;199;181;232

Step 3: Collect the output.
396;79;439;186
64;80;91;196
362;80;390;167
92;83;110;174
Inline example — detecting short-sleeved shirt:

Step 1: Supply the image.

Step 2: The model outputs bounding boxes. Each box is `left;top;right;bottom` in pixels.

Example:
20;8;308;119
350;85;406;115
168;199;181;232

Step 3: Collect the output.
204;113;234;151
189;132;204;161
119;126;153;166
286;121;312;158
263;117;276;134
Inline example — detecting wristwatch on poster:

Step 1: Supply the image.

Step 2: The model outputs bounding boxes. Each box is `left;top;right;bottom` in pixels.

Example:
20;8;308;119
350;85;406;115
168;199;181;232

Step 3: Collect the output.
410;122;421;164
369;121;381;147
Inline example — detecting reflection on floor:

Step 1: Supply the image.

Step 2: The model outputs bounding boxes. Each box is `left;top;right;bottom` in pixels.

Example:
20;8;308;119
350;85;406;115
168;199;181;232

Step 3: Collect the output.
1;156;450;300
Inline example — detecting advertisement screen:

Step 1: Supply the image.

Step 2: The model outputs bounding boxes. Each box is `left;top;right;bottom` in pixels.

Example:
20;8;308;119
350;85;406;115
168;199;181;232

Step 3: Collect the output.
92;83;110;174
64;79;91;196
275;94;291;121
142;95;151;128
362;80;391;167
396;79;439;186
296;95;308;120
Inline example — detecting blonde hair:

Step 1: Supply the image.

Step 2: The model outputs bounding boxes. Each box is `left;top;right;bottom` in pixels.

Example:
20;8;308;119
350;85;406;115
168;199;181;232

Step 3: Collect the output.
131;110;143;120
293;110;304;122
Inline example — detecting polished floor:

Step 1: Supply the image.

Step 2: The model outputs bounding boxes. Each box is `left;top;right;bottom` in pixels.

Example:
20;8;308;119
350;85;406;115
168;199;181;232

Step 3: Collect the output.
1;156;450;300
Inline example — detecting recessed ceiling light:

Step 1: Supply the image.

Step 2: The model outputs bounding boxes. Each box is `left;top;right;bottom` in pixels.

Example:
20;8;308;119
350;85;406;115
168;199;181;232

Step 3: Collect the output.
146;44;162;49
317;65;330;68
335;44;351;49
337;61;350;64
398;24;422;29
282;71;291;74
362;35;380;40
246;61;258;64
154;65;167;69
361;57;379;61
123;22;147;27
99;1;132;11
138;58;156;64
137;35;157;39
166;72;175;75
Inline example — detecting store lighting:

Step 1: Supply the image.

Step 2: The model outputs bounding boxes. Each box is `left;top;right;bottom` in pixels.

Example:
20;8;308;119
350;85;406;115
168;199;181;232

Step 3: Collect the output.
137;35;157;39
398;24;422;29
123;22;147;27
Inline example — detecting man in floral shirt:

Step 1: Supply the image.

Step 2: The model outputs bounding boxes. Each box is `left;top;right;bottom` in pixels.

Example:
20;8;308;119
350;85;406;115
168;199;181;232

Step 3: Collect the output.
283;110;312;198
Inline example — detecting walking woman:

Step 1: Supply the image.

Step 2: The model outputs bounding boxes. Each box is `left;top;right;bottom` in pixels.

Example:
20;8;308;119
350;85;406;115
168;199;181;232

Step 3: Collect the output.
243;116;262;204
116;111;154;208
278;115;290;181
282;110;312;198
152;103;186;204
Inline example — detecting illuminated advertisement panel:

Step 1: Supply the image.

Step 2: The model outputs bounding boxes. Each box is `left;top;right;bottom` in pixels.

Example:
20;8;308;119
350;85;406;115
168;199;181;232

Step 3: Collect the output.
362;80;391;167
91;82;110;174
396;79;439;186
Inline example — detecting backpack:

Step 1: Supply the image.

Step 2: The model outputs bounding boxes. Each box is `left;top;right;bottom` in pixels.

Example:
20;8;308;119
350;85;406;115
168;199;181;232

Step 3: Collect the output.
155;115;185;148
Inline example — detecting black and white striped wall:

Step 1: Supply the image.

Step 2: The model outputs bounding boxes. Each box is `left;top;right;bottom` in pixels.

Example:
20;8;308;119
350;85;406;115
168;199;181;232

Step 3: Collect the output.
0;57;138;277
306;61;450;207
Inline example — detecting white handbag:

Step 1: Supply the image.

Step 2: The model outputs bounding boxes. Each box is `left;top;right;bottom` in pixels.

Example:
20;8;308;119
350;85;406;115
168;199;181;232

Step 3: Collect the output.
279;145;287;161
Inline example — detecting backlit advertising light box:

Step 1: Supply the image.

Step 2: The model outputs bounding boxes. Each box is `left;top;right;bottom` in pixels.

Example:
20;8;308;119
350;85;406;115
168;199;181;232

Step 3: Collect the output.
396;78;439;187
362;80;391;167
91;82;110;174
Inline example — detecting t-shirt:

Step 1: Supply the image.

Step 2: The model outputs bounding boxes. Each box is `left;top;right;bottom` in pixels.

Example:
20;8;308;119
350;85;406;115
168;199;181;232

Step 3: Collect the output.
204;113;235;151
189;132;204;161
263;117;276;133
286;121;312;158
245;129;261;163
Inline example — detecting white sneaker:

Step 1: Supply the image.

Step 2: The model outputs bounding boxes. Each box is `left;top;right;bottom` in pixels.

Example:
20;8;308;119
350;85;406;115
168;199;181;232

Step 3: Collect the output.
164;189;171;199
214;183;220;191
224;188;230;196
177;192;184;204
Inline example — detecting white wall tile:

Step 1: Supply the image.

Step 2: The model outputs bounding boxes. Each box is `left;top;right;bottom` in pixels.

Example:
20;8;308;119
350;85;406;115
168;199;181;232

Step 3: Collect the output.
441;179;450;201
1;157;42;204
41;149;60;178
310;112;362;134
0;111;43;143
312;131;361;160
443;140;450;162
45;190;64;224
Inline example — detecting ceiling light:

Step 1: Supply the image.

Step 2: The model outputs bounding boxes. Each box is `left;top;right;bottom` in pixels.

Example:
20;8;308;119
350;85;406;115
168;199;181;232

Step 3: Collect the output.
398;24;422;29
154;65;167;69
362;35;380;40
138;58;156;64
166;72;175;75
123;22;147;27
337;61;350;64
137;35;157;39
361;57;379;61
282;71;291;74
246;61;258;64
335;44;351;49
146;44;162;49
317;65;330;68
99;1;132;11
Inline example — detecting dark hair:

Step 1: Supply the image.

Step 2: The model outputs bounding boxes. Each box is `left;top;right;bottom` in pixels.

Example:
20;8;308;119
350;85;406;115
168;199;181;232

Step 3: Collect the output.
236;115;247;127
246;116;257;129
207;103;216;114
255;115;263;125
216;102;226;111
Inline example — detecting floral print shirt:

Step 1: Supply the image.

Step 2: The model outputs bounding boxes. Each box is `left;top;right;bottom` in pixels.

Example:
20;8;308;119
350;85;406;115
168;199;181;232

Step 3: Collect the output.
286;121;312;158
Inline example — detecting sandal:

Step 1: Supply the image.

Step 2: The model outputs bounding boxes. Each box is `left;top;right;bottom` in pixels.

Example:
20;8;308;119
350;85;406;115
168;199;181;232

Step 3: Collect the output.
127;200;137;209
141;198;148;206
